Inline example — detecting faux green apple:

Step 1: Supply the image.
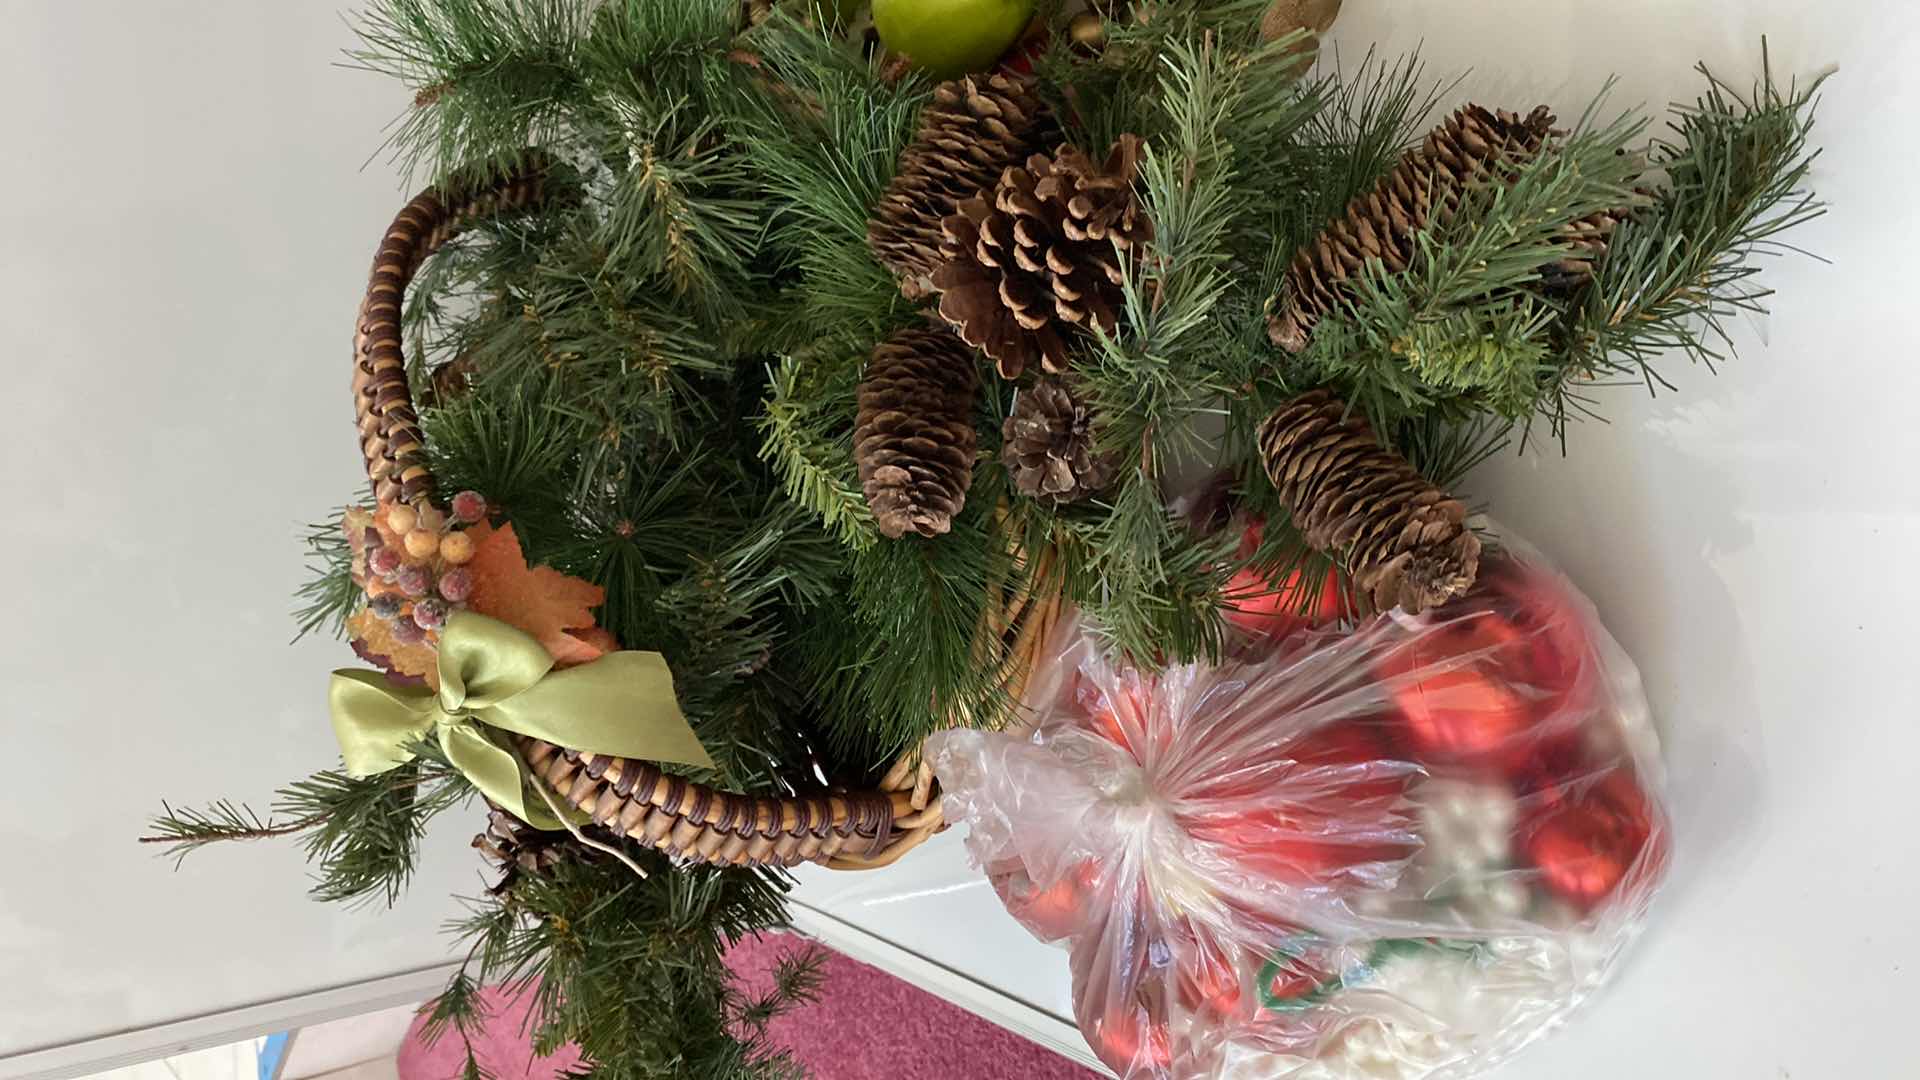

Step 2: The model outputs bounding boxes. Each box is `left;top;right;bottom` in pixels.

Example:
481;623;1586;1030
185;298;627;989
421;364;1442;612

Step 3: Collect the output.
872;0;1036;79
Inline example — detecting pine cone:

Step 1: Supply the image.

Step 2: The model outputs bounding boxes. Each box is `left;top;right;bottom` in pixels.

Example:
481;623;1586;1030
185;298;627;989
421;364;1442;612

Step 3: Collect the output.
1537;204;1635;293
1268;105;1556;353
474;806;573;895
855;326;980;539
933;135;1153;379
869;75;1050;300
1001;378;1117;503
1258;390;1480;614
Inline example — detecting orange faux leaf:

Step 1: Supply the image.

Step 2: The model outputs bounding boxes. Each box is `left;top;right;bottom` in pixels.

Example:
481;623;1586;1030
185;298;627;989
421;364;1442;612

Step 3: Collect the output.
463;521;610;664
348;609;439;688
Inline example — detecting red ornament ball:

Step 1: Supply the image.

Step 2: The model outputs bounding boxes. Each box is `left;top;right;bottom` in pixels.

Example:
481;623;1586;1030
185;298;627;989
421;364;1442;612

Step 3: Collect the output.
1518;769;1657;911
1185;723;1415;888
1087;1006;1172;1075
1378;612;1541;774
990;861;1100;942
1176;935;1250;1022
1480;557;1597;720
1222;520;1350;639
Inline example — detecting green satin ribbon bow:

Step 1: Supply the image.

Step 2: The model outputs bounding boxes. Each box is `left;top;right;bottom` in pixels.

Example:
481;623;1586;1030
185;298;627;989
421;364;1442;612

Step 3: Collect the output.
328;611;713;829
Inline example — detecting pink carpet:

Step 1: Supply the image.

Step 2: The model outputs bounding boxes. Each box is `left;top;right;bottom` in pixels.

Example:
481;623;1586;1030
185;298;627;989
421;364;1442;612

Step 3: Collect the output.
396;932;1097;1080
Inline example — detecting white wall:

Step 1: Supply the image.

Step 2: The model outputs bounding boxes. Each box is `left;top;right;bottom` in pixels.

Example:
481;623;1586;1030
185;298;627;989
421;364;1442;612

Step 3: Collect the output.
2;1;1917;1077
0;3;475;1059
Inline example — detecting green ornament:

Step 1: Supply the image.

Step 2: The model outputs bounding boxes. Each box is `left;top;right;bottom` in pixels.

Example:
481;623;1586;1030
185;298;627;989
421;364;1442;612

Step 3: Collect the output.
872;0;1035;79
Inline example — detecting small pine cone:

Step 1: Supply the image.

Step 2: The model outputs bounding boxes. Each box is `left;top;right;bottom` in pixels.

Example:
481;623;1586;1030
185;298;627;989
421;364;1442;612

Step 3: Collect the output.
1268;104;1556;353
1537;204;1635;294
855;326;980;539
869;75;1050;299
1001;378;1117;503
473;806;572;895
1258;390;1480;614
933;135;1154;379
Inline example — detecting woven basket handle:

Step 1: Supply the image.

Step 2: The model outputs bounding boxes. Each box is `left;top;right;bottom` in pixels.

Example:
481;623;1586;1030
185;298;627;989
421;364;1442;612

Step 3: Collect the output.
352;154;554;508
346;156;941;870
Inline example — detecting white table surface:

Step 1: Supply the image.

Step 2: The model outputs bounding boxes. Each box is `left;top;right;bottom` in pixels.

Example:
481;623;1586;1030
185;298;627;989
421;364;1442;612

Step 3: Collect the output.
793;4;1920;1079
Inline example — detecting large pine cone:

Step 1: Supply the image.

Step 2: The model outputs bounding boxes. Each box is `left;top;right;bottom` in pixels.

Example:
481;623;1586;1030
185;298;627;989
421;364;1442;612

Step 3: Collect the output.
855;326;980;539
1258;390;1480;614
933;135;1153;379
869;75;1050;300
1002;378;1117;503
1268;105;1556;353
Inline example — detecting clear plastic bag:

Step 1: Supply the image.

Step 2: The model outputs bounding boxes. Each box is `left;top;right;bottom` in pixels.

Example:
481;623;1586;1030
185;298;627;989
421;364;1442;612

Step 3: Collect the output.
928;534;1669;1079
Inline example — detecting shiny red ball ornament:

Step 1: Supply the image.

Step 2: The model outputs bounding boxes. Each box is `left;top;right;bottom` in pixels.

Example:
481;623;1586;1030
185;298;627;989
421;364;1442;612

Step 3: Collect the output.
1518;769;1656;911
990;861;1099;941
1078;676;1165;762
1480;557;1596;722
1088;1007;1172;1075
1378;612;1541;774
1177;935;1250;1022
1223;520;1350;639
1185;723;1415;888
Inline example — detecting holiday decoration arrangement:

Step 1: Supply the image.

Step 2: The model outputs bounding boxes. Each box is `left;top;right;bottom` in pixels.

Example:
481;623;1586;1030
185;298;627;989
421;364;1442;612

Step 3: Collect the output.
142;1;1823;1077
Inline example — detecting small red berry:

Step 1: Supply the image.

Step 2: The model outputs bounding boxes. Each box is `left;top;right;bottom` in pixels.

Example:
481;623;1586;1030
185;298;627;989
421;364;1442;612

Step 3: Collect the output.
368;546;402;578
390;616;426;645
450;490;488;524
438;567;474;604
412;598;449;631
395;564;432;598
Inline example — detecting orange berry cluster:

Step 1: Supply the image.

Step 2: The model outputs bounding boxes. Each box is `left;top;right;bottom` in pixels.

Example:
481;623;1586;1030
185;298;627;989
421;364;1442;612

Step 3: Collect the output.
346;490;488;646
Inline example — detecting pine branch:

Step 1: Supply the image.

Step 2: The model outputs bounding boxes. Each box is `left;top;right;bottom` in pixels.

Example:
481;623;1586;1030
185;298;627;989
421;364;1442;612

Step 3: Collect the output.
141;799;321;868
757;355;875;551
1291;96;1648;429
350;0;598;177
144;755;474;908
727;11;928;341
293;510;363;642
1545;44;1825;440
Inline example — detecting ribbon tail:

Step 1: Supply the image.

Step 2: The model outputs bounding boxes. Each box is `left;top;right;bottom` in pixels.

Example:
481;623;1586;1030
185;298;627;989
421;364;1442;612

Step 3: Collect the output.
439;723;578;831
479;650;715;771
328;669;439;778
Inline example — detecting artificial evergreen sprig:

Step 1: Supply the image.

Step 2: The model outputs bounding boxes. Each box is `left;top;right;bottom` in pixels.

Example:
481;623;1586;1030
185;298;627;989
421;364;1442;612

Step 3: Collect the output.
1290;98;1649;428
1548;47;1826;437
144;753;474;907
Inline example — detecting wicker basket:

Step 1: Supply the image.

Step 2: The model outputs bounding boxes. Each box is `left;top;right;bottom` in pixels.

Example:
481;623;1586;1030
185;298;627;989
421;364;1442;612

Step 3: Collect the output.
350;155;1059;871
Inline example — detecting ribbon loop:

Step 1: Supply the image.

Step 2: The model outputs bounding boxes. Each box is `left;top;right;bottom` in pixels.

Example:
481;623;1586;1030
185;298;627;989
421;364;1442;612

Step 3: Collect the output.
328;611;713;829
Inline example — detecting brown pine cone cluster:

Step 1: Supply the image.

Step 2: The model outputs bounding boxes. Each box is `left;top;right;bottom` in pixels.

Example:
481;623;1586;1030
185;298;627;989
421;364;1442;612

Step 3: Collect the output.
934;135;1154;379
474;806;574;895
854;326;980;539
1268;104;1556;353
868;75;1050;300
1001;379;1117;503
1258;390;1480;613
